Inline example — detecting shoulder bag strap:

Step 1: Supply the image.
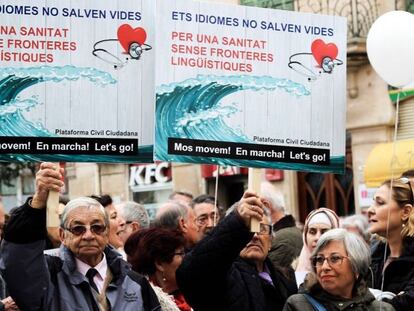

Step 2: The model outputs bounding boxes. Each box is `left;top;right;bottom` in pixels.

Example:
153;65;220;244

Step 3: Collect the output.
303;294;327;311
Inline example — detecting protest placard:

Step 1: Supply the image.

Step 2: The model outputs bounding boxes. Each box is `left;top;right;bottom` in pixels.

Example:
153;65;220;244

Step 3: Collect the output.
154;0;347;173
0;0;155;162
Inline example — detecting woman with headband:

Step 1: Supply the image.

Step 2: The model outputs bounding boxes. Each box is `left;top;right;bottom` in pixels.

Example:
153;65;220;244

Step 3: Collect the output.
368;178;414;311
295;208;340;287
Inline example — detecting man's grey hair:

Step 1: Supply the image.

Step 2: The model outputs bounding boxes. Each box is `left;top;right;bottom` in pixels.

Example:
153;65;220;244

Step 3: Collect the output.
260;182;285;213
153;200;189;230
311;228;370;278
121;201;150;229
169;190;193;201
60;197;109;228
340;214;371;242
340;215;371;243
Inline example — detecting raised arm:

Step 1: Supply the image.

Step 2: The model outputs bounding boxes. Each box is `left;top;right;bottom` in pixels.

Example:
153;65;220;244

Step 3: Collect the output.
176;191;265;309
0;162;64;310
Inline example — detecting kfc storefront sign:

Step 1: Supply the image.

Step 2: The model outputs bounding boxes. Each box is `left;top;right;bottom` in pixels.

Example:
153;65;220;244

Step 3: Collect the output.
129;162;172;189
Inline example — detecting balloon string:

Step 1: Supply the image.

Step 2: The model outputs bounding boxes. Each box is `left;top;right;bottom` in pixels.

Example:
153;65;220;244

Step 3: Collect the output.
380;89;401;302
214;165;220;226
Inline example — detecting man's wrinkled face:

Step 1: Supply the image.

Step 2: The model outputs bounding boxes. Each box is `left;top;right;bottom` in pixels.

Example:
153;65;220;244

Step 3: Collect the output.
105;204;125;249
61;206;109;263
182;207;202;246
239;217;271;264
193;202;219;236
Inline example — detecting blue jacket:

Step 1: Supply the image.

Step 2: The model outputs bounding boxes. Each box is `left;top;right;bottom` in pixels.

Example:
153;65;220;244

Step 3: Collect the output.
0;200;161;311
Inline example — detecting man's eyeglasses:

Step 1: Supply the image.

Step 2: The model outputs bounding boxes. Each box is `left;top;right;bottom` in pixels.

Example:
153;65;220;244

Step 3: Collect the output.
312;254;348;268
196;212;218;226
399;177;414;205
64;224;107;236
258;223;272;235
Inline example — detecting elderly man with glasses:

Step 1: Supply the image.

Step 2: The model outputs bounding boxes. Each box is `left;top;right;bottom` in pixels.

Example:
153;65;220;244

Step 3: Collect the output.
176;191;297;311
191;194;221;237
0;162;160;311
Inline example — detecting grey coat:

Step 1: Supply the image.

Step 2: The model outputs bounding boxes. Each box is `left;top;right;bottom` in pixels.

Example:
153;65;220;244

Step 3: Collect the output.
269;215;302;270
0;201;160;311
283;277;394;311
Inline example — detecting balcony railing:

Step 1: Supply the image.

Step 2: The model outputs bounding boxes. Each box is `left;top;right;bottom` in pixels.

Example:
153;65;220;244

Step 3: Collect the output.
295;1;379;40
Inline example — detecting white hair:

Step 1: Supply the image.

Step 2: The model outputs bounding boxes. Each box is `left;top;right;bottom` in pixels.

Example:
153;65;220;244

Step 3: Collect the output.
60;197;108;228
120;201;150;229
260;182;285;213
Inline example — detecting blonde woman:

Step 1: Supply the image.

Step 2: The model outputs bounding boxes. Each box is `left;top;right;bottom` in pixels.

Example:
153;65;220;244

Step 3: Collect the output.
368;178;414;311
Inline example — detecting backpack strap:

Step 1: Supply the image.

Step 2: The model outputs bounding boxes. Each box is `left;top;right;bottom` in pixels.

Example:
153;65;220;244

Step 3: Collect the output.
127;270;162;311
303;294;327;311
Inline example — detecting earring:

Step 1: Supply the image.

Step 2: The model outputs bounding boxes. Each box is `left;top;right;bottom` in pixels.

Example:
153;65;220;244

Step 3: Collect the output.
162;273;167;282
402;223;406;228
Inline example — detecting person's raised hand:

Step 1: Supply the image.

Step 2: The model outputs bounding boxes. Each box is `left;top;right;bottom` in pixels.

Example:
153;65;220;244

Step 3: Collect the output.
31;162;64;209
236;191;265;227
2;296;18;310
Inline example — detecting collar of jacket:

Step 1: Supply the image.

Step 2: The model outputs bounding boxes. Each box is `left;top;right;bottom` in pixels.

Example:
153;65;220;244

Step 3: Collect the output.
372;236;414;262
305;276;376;310
60;245;130;286
272;215;296;232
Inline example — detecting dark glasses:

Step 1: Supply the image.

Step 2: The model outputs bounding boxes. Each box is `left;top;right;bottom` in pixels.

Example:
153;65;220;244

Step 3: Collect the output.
65;224;107;236
399;177;414;205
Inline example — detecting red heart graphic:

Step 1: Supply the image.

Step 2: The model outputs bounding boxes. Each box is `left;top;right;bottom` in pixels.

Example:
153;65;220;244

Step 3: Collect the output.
117;24;147;54
311;39;338;66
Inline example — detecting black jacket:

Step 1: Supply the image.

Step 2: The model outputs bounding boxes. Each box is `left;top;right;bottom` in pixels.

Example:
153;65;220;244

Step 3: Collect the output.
370;237;414;311
176;212;297;311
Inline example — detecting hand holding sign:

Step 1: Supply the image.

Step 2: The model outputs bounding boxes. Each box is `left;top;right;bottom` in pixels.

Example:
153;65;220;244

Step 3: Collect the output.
237;190;264;230
31;162;64;210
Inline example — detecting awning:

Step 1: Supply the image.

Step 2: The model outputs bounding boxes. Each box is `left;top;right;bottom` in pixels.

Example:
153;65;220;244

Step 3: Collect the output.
364;139;414;187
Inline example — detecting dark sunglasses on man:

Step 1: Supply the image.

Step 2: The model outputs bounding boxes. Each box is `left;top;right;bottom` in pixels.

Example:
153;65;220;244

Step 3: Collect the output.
64;224;107;236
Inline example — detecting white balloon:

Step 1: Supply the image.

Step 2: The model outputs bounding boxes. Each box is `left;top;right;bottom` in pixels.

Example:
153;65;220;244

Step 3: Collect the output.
367;11;414;88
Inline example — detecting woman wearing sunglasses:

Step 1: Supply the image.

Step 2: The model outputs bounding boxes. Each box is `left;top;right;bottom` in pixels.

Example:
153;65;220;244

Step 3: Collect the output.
368;178;414;311
284;229;394;311
124;227;191;311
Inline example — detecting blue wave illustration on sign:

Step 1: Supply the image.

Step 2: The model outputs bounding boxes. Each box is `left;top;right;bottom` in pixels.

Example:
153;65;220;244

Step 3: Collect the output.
155;74;344;173
0;65;152;162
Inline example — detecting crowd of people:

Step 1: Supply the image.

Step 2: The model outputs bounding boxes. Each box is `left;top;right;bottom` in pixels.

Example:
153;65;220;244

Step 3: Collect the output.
0;162;413;311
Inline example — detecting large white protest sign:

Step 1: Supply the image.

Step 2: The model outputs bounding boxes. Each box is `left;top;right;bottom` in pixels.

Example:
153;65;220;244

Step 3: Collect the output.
154;0;347;173
0;1;155;162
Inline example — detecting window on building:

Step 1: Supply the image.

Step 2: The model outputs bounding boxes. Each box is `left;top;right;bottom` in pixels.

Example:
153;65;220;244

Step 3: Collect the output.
0;179;17;196
397;100;414;140
132;189;171;220
240;0;294;10
22;175;35;194
407;0;414;13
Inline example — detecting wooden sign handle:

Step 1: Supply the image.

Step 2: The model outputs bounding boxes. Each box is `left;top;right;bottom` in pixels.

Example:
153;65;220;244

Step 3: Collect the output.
248;168;263;232
46;163;61;228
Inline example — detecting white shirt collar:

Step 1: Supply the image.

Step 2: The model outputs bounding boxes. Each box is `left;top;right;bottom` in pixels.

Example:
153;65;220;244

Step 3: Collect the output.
75;252;108;281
